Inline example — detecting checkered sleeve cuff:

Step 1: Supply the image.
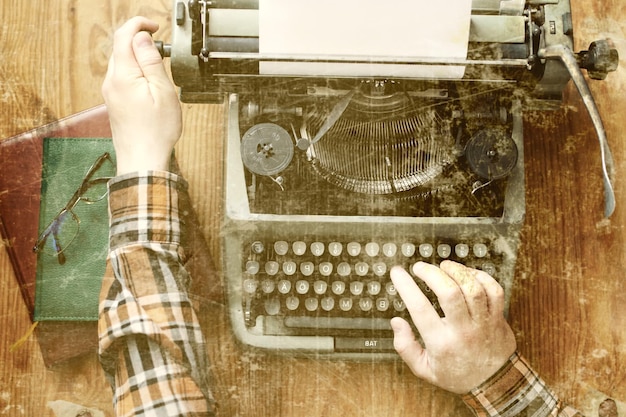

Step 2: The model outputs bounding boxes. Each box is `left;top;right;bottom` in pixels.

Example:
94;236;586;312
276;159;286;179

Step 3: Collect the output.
107;171;188;251
461;352;564;417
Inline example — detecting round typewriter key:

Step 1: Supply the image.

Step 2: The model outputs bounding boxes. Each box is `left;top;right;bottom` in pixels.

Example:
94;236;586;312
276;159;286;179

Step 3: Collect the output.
347;242;361;256
419;243;434;258
250;241;264;254
455;243;470;258
328;242;343;256
310;242;325;256
321;297;335;311
274;241;289;256
473;243;488;258
437;244;452;258
313;280;328;295
365;242;380;257
382;243;397;257
401;243;416;257
265;261;279;276
286;296;300;311
305;297;319;312
261;279;276;294
265;298;281;315
292;241;306;256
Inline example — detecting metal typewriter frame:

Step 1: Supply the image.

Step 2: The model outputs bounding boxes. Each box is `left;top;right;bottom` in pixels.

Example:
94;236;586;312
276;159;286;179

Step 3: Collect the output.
222;93;525;357
163;0;618;358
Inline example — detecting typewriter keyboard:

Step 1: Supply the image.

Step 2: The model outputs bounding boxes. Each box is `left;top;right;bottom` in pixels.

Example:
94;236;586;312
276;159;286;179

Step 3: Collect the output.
241;239;502;337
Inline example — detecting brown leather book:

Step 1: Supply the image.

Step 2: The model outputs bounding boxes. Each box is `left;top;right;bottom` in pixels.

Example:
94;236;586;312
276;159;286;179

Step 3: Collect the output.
0;105;221;366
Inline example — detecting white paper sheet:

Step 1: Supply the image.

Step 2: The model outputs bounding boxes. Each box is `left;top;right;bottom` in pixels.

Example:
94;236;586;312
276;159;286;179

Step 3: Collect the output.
259;0;473;78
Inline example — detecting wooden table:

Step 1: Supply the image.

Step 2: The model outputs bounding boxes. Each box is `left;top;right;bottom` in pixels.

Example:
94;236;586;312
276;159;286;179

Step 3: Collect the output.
1;1;624;416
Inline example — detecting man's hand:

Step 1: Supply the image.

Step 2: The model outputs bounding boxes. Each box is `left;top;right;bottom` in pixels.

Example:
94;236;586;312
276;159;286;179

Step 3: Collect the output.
101;16;182;175
390;261;517;394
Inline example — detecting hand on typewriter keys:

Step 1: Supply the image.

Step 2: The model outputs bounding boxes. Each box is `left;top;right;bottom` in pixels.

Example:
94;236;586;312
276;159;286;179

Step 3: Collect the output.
390;261;517;394
101;16;182;176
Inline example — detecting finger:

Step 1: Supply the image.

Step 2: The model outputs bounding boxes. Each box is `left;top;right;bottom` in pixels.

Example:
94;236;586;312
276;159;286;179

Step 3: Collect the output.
411;262;469;324
440;261;489;321
390;265;441;336
113;17;159;71
132;31;169;84
473;269;506;317
390;317;434;381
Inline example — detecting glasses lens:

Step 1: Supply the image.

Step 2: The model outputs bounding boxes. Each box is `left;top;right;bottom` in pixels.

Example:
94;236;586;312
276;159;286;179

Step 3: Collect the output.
81;180;109;203
36;210;80;258
80;155;115;203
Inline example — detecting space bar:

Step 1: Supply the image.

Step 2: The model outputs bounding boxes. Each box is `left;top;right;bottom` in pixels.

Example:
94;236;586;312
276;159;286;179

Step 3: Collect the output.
284;316;392;330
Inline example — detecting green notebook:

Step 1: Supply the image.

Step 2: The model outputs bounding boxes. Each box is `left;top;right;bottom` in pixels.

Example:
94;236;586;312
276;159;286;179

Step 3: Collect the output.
34;137;115;322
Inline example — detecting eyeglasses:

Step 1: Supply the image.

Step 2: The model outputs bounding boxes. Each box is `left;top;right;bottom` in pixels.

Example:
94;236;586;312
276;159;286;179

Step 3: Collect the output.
33;152;114;265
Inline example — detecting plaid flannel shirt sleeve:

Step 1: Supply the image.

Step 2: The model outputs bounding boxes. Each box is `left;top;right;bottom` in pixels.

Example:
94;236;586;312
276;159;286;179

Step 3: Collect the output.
98;172;216;417
462;352;583;417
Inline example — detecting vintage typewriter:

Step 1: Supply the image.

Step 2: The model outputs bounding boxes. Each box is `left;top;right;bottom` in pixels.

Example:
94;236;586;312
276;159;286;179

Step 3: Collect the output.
160;0;618;357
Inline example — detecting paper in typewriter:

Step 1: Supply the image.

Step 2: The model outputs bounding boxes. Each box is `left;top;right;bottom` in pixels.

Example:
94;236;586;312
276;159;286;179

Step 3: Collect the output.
259;0;472;78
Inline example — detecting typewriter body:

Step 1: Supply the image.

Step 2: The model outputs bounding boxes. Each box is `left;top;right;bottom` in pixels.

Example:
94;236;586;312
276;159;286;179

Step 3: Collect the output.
165;0;617;358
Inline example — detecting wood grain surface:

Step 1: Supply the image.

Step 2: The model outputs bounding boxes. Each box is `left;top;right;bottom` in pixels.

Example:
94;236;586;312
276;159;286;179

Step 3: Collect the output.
1;1;624;416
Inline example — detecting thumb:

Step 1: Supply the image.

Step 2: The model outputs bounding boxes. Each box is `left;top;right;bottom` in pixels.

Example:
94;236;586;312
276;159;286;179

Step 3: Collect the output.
132;31;168;81
391;317;432;379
